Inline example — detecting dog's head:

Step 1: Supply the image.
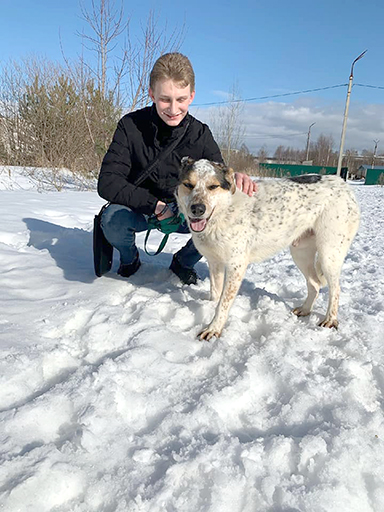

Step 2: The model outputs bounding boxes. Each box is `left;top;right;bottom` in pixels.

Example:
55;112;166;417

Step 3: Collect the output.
176;157;236;233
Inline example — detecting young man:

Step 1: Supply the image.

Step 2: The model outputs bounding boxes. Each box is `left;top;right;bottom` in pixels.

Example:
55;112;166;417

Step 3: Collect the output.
97;52;256;284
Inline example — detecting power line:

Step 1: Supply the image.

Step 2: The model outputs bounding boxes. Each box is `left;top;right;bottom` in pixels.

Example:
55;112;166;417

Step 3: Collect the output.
244;131;308;140
193;82;384;107
194;83;348;106
354;83;384;91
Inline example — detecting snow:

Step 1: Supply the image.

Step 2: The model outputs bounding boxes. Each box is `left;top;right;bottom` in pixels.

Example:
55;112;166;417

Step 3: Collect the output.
0;166;383;512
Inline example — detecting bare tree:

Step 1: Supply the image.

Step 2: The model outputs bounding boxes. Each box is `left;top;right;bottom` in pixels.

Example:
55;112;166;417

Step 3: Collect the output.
273;145;303;164
230;143;257;174
78;0;127;101
209;83;245;166
125;11;185;111
257;145;268;163
77;0;184;112
272;146;281;162
312;134;336;167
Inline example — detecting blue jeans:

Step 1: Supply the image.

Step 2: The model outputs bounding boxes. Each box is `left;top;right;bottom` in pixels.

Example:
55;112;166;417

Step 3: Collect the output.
100;204;202;268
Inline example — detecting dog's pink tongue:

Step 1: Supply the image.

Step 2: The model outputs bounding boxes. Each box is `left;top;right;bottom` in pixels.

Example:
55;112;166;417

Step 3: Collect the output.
189;218;207;232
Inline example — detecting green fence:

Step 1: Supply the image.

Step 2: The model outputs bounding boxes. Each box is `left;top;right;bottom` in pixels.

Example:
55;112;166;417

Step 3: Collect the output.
259;163;348;178
365;169;384;185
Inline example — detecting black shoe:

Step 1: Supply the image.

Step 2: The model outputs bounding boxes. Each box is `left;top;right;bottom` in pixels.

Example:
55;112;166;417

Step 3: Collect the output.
170;256;198;285
117;253;141;278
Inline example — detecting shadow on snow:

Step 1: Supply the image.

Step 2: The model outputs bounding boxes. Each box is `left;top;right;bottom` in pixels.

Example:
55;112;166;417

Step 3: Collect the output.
23;217;97;283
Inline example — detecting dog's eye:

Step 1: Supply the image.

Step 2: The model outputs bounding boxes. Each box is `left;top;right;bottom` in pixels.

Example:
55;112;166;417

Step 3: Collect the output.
208;184;219;190
183;182;194;189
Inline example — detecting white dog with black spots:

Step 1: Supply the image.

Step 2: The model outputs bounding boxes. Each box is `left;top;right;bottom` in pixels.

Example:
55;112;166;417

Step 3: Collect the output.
176;158;360;341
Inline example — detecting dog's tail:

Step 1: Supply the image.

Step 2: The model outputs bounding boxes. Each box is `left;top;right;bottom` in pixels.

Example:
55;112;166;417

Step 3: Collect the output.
315;258;328;288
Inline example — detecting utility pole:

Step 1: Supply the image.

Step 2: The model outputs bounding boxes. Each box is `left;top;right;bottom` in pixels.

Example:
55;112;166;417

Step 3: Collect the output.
336;50;367;176
372;139;379;169
305;122;316;162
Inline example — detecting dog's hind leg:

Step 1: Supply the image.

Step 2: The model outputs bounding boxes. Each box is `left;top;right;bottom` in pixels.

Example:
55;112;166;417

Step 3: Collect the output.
315;233;354;328
290;233;322;317
208;261;225;302
316;249;342;329
315;206;359;329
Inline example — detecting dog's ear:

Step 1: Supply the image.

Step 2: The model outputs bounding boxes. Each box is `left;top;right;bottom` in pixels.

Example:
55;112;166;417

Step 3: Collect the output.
226;166;237;194
180;156;195;170
179;156;195;181
212;161;236;193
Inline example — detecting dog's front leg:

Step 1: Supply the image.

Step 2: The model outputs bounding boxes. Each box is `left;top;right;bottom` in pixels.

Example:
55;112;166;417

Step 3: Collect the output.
208;261;225;302
199;262;247;341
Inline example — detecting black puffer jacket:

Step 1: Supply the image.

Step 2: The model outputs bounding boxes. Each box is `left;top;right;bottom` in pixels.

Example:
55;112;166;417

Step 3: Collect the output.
97;105;223;215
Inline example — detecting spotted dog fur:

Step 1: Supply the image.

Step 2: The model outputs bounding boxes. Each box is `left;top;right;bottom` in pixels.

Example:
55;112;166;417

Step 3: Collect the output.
176;158;360;341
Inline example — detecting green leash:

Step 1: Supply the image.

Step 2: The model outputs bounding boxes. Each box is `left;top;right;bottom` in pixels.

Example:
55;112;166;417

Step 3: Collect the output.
144;213;185;256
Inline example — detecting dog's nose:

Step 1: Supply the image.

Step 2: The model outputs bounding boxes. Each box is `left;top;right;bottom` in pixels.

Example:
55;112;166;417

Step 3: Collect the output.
191;203;206;217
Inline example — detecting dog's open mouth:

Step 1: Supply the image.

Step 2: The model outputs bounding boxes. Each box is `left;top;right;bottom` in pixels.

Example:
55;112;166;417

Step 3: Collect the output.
189;218;208;232
188;207;215;233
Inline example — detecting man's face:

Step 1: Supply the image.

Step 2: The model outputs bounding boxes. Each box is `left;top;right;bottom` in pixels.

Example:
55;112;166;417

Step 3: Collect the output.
149;79;195;127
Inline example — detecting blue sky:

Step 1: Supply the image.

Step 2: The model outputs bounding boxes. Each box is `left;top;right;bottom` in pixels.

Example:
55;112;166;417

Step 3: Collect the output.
1;0;384;154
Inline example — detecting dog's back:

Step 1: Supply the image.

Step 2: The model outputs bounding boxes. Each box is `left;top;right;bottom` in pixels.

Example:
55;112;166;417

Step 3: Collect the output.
198;174;359;264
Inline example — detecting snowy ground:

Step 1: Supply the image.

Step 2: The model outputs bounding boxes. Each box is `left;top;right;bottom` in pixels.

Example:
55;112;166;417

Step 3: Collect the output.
0;166;383;512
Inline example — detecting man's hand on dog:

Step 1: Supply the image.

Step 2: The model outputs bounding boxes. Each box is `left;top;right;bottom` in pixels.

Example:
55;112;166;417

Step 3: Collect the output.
235;172;257;196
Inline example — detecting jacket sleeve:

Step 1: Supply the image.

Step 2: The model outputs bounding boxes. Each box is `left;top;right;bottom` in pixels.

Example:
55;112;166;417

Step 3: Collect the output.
97;119;158;215
202;125;224;163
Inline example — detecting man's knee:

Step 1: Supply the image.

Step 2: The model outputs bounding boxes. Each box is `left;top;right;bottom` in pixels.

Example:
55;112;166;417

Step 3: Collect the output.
101;205;140;234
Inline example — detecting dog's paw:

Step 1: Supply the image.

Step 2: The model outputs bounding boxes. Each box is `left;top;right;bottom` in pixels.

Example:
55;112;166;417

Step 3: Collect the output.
198;326;222;341
318;318;339;329
292;306;311;317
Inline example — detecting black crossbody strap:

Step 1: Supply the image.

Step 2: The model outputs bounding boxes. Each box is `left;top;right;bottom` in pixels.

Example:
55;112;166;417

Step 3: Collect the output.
133;121;190;188
98;202;111;215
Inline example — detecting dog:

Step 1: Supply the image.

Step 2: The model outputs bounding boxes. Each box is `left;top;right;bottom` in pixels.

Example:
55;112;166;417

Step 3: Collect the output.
176;158;360;341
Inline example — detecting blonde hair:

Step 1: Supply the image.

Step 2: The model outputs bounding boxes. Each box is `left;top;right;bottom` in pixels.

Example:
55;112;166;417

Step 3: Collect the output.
149;53;195;92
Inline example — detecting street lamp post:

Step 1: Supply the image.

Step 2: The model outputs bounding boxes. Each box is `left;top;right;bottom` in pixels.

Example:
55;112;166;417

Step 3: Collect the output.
336;50;367;176
305;122;316;162
372;139;379;169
